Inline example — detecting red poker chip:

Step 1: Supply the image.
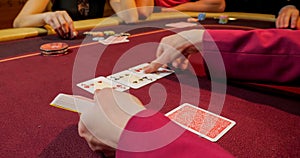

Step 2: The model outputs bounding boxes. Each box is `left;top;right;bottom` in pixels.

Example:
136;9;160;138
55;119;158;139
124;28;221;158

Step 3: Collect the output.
40;42;69;56
40;42;68;52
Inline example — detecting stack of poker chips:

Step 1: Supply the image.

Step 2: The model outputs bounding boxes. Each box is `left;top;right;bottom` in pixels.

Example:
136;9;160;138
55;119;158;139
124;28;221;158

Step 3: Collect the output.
114;32;131;37
218;15;229;24
83;31;105;37
198;13;206;21
40;42;69;56
187;12;206;22
103;31;116;36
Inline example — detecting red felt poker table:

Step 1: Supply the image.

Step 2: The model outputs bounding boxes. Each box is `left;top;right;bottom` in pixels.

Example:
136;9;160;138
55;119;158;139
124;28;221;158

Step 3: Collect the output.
0;12;299;158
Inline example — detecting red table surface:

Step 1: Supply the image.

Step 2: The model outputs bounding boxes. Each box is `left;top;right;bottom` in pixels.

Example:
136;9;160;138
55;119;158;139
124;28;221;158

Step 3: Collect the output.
0;19;299;158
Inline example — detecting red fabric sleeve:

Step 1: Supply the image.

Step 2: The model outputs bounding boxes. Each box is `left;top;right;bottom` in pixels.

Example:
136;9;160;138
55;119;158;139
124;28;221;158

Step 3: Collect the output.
155;0;190;8
202;29;300;83
116;110;234;158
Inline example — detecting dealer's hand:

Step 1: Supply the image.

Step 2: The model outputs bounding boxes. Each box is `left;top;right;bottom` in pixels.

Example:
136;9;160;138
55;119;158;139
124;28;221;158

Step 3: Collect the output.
78;89;145;156
144;29;204;73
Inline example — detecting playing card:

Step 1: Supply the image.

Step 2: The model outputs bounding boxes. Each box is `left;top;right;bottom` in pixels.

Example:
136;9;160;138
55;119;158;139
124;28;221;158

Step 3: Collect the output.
77;76;130;94
128;63;174;79
98;36;129;45
165;22;198;28
165;103;236;142
107;70;156;89
50;93;94;113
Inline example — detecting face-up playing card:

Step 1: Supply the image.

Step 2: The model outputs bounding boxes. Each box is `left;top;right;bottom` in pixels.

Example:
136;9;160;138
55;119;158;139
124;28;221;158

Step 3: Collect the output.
165;103;236;142
50;93;94;113
128;63;174;79
165;22;198;28
98;36;129;45
77;76;130;94
107;70;156;89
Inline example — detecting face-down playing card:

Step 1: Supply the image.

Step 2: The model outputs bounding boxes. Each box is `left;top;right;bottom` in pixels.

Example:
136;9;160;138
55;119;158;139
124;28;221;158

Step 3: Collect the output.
128;63;174;79
165;103;236;142
107;70;157;89
77;76;130;94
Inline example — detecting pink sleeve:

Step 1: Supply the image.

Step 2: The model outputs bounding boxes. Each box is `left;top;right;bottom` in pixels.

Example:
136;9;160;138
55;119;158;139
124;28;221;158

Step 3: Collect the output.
155;0;190;7
116;110;234;158
202;29;300;83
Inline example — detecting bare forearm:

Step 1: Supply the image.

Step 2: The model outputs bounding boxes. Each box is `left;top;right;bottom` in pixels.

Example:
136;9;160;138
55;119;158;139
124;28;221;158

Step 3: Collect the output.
13;0;50;27
110;0;139;23
13;13;48;27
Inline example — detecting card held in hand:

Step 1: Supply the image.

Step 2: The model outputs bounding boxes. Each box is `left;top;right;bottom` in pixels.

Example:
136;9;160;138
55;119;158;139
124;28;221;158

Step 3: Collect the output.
50;93;94;113
165;103;236;142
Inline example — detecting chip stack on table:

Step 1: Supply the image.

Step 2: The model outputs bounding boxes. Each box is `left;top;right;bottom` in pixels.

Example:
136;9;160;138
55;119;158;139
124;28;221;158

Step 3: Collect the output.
198;13;206;21
40;42;69;56
218;15;229;24
83;31;104;37
187;12;206;23
103;30;116;36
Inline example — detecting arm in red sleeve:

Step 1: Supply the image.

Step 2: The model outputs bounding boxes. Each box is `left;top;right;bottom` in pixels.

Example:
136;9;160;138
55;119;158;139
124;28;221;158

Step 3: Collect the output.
116;110;234;158
203;29;300;83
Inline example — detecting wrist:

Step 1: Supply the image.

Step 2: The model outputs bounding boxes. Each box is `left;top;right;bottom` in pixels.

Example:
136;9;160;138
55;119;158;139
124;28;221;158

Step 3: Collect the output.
177;29;205;45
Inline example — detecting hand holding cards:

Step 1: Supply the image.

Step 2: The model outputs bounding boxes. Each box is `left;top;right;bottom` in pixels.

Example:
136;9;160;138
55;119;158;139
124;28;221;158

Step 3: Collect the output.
50;94;235;142
50;93;94;113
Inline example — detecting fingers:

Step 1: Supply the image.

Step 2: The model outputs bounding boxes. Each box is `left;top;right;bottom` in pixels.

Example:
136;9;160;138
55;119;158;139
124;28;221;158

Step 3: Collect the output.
172;57;190;70
62;12;77;39
44;11;77;39
144;62;163;73
78;119;116;155
277;6;299;28
277;12;290;28
290;11;299;28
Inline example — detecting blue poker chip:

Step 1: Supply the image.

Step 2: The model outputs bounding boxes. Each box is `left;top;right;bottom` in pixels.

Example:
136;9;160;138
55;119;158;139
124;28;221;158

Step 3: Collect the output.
92;37;105;41
198;13;206;21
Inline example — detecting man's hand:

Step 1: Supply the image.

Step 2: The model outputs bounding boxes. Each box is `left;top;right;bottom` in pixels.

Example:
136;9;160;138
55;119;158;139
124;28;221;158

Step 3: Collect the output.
276;5;299;29
78;89;145;155
144;29;204;73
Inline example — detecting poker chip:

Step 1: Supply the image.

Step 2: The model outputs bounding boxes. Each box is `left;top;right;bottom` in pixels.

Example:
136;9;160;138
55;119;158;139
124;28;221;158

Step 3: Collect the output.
103;30;116;36
218;15;229;24
40;42;69;56
114;32;131;37
198;13;206;21
83;31;104;37
92;37;105;41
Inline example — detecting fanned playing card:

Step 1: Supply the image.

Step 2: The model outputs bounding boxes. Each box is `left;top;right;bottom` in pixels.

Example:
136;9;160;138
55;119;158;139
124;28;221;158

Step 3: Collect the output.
107;70;156;89
165;103;236;142
128;63;174;79
50;93;94;113
77;76;130;94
